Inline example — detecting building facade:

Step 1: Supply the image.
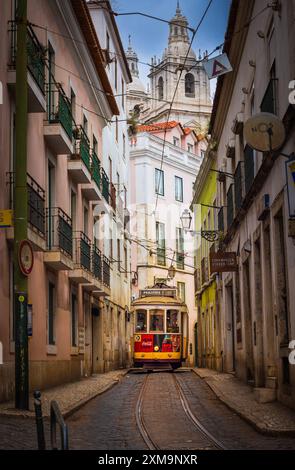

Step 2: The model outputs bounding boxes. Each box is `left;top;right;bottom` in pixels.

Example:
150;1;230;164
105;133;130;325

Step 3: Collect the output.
129;122;205;366
192;0;295;409
0;0;132;402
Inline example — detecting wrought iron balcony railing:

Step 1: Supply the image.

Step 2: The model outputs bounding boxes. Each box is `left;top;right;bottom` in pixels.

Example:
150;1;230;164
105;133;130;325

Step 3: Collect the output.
9;21;46;93
101;168;110;203
73;126;91;171
92;245;102;281
46;207;73;257
28;174;45;235
73;231;91;271
91;151;101;189
47;82;74;140
102;255;111;287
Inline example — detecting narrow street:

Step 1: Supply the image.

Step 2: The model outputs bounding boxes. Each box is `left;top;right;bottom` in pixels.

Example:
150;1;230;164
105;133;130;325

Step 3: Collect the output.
3;370;294;451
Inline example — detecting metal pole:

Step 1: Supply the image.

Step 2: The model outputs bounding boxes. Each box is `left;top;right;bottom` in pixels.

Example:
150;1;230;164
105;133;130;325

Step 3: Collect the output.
33;391;46;450
14;0;29;410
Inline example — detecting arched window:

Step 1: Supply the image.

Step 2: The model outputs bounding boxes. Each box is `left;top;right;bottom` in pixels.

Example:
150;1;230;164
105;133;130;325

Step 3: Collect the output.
174;26;178;35
158;77;164;100
185;73;195;97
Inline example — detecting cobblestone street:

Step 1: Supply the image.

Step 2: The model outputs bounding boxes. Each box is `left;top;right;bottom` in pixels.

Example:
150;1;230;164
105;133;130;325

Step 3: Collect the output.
1;371;295;450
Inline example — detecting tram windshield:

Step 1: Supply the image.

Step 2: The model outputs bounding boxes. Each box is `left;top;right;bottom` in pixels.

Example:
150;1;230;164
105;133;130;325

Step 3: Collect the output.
135;310;147;333
149;309;164;332
166;310;180;333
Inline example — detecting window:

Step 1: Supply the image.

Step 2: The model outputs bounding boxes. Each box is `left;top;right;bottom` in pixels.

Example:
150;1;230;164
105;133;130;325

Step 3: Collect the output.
48;281;55;345
150;309;164;332
185;73;195;97
124;246;128;277
71;292;78;347
173;137;180;147
158;77;164;100
175;176;183;202
176;227;184;269
166;310;180;333
109;228;113;260
188;143;193;153
136;310;147;332
177;282;186;303
156;222;166;266
155;168;164;196
47;42;55;115
117;238;121;270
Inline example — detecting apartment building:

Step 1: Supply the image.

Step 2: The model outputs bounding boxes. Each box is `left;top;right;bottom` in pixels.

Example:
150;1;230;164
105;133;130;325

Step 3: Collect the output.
0;0;128;402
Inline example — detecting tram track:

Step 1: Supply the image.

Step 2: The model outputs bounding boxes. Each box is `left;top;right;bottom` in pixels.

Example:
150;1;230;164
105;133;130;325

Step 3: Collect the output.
135;371;227;450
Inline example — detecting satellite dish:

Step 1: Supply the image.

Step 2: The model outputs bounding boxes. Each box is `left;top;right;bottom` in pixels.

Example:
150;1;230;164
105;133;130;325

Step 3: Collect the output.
244;112;285;152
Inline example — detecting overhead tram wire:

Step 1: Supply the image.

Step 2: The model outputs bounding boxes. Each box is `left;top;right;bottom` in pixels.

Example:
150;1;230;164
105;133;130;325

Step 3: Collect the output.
153;0;214;217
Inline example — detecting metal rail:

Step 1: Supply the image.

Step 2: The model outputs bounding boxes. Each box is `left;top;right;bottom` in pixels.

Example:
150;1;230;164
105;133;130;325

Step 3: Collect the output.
173;373;227;450
135;374;160;450
50;400;69;450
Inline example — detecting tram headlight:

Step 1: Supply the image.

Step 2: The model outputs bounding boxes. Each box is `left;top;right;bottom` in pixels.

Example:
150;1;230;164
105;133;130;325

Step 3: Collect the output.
154;345;159;352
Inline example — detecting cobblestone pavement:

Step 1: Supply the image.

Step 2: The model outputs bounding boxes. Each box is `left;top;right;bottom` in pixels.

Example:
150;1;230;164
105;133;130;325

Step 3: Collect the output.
1;370;295;450
0;370;128;418
193;368;295;435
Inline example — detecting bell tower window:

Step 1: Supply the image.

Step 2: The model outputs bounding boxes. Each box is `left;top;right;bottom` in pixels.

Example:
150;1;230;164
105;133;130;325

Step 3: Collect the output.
185;73;195;97
158;77;164;100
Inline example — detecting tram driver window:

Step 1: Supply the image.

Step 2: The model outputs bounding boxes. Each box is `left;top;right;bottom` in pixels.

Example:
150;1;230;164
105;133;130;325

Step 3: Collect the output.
150;309;164;332
167;310;180;333
136;310;147;332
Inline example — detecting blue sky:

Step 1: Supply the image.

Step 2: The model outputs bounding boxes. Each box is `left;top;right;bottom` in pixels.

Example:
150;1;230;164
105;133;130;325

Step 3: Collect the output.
114;0;231;91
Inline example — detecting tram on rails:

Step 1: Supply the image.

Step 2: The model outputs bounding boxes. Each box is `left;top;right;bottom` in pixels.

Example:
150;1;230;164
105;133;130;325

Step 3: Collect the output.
132;283;188;370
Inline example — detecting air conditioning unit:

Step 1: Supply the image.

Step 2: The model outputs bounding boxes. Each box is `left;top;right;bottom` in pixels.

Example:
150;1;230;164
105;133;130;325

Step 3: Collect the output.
231;112;244;135
257;194;270;221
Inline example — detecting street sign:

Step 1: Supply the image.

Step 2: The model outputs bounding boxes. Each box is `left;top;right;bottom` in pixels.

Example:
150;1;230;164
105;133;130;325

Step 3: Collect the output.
18;240;34;276
210;252;238;273
203;53;233;80
0;209;13;228
286;158;295;218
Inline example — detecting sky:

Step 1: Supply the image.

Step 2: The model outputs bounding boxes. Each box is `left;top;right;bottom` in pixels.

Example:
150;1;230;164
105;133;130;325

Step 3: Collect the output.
113;0;232;93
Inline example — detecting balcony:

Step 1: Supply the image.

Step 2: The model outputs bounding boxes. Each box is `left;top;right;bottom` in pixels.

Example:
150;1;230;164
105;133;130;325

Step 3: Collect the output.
110;183;116;213
6;173;46;251
244;145;255;195
81;150;103;202
234;161;243;212
44;207;74;270
68;127;92;184
226;184;234;229
8;22;46;112
69;232;93;284
44;82;74;154
92;246;110;297
102;255;111;288
93;168;110;215
260;79;277;114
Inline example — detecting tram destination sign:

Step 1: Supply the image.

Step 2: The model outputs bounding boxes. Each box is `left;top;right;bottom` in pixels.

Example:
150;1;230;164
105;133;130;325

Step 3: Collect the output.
140;288;176;298
210;252;238;273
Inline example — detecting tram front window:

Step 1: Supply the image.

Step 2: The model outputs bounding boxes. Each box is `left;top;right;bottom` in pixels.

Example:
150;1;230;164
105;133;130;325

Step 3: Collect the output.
136;310;147;332
167;310;180;333
150;309;164;332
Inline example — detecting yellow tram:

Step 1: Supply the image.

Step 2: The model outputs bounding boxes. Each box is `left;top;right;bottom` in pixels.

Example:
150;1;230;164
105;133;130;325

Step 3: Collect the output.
132;283;188;370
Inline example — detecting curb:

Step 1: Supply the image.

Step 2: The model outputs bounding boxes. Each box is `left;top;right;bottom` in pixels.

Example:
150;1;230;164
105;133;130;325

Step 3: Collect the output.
0;370;130;420
191;368;295;438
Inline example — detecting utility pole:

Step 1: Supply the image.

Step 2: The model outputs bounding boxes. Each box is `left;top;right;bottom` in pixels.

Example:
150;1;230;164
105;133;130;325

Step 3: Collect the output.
14;0;29;410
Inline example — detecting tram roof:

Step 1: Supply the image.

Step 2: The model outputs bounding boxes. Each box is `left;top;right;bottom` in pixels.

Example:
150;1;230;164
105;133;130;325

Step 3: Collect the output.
132;296;186;307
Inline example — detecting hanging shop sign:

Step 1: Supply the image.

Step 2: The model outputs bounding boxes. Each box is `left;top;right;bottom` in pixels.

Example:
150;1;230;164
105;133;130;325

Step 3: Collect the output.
210;252;238;273
203;53;233;80
18;240;34;276
0;209;13;228
286;157;295;218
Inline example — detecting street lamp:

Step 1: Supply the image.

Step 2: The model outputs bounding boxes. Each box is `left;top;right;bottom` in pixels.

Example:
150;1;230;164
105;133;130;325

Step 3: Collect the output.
180;209;222;242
